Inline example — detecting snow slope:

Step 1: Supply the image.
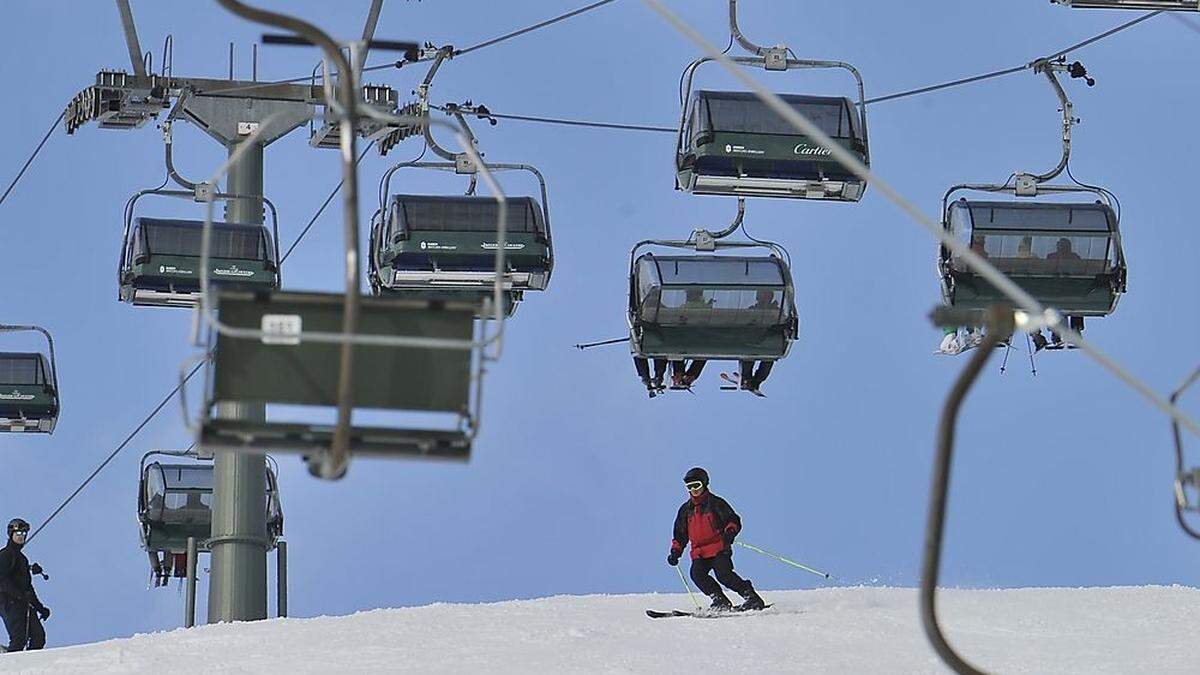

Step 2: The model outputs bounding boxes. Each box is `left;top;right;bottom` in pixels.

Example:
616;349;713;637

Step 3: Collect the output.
3;586;1198;674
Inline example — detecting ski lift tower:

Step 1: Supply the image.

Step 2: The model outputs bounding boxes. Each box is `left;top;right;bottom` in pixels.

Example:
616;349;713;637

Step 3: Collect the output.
65;0;409;624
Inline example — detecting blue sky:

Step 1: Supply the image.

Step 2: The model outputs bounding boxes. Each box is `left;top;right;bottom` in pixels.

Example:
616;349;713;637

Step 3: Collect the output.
3;0;1200;648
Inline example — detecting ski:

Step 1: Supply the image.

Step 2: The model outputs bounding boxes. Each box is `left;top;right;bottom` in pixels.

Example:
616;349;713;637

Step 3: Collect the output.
646;604;773;619
720;372;766;397
646;609;694;618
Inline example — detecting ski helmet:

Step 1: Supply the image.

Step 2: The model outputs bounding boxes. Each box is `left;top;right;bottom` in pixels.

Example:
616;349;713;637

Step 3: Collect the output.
7;518;30;538
683;467;709;487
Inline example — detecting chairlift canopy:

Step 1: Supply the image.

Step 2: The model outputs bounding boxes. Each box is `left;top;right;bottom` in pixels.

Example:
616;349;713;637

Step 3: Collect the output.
139;460;283;555
120;217;279;308
375;195;551;295
940;199;1126;316
677;91;868;201
630;253;798;360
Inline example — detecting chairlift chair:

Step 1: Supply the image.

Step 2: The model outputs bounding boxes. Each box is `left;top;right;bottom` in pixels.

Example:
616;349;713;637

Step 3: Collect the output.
628;240;798;366
938;187;1127;319
0;326;60;433
675;54;869;201
369;162;553;319
119;189;282;308
138;451;282;585
195;292;481;466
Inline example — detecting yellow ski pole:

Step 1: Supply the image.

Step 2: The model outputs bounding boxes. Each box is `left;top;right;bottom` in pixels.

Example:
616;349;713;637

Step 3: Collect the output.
675;562;702;610
737;541;832;580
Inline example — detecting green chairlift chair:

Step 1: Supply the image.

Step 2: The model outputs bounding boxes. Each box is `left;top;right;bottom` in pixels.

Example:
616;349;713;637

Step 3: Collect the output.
627;235;798;394
677;89;868;201
369;161;552;319
119;189;281;308
196;291;481;463
138;450;283;586
938;191;1127;320
0;326;60;434
673;3;870;202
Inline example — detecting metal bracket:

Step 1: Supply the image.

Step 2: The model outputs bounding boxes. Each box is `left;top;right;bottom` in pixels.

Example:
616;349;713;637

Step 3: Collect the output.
1014;174;1038;196
193;182;216;202
763;46;788;71
692;230;717;251
455;153;478;174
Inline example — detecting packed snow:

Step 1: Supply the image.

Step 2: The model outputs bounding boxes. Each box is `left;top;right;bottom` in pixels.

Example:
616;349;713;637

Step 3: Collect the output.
3;586;1198;673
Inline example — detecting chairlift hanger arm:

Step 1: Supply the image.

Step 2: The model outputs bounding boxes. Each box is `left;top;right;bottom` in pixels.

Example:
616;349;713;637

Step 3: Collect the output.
700;197;745;242
921;304;1014;675
418;49;460;160
162;115;202;191
1026;58;1088;183
728;0;776;58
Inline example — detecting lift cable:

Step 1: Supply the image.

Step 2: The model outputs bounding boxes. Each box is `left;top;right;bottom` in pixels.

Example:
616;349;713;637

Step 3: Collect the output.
430;104;674;134
0;3;1161;207
28;361;204;543
429;9;1164;134
280;140;375;263
453;0;621;56
863;10;1162;105
195;0;621;98
0;109;65;208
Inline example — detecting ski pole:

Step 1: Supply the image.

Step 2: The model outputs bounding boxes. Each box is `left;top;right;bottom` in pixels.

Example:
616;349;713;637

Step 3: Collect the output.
737;541;833;580
574;336;630;350
675;562;702;610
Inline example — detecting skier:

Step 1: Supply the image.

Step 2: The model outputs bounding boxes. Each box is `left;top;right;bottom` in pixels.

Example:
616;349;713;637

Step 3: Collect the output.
667;467;766;611
0;518;49;653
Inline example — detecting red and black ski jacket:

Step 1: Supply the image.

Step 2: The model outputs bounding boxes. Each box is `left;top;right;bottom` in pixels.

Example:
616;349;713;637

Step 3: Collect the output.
670;491;742;560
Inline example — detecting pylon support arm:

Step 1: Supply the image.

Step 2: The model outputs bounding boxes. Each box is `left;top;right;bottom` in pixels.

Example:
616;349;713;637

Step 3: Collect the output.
115;0;147;77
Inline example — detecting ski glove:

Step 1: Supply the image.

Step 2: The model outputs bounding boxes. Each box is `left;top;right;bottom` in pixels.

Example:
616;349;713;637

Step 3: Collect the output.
667;552;680;566
723;529;737;546
36;605;50;621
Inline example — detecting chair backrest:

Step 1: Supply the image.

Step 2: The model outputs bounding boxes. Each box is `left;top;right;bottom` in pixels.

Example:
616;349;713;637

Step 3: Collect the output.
211;292;474;413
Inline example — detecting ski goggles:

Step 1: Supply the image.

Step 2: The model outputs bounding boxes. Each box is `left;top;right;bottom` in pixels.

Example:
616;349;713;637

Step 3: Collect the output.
10;529;28;537
685;480;705;493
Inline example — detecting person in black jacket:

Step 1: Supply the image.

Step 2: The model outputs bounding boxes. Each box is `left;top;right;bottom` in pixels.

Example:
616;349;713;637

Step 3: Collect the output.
0;518;49;652
667;467;766;611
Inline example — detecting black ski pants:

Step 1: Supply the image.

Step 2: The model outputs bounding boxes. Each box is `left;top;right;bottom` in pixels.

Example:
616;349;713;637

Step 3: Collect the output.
690;552;751;598
1;600;45;652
